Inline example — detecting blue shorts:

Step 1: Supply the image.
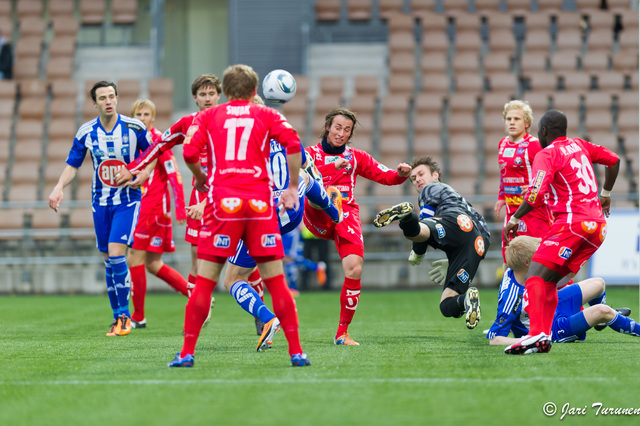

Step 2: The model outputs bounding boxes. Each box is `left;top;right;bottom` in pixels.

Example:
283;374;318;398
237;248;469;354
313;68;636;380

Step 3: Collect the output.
552;284;588;343
93;202;141;253
228;177;305;268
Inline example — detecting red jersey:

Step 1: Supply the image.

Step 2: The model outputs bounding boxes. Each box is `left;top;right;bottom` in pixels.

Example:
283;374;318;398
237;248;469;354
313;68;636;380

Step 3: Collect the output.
306;143;407;208
127;112;208;180
525;137;619;224
183;100;302;200
139;127;187;219
498;133;542;215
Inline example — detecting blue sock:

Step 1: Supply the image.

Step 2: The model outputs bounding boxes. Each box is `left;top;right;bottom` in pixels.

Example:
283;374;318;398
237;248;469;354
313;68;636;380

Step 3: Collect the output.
104;260;119;320
285;260;299;291
305;178;339;222
607;313;640;336
109;255;131;318
230;281;275;324
297;257;319;272
588;291;606;306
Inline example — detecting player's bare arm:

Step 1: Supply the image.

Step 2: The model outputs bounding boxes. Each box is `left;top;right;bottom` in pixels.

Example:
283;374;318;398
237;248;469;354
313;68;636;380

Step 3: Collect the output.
125;159;157;189
600;159;620;217
48;165;78;212
185;160;208;193
502;201;534;245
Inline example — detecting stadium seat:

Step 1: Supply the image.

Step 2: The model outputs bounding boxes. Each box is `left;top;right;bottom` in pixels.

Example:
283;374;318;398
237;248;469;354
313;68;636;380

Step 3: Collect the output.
0;98;15;118
414;111;443;142
19;17;46;38
51;16;79;37
618;30;639;51
524;29;552;54
16;0;43;20
581;51;610;73
18;98;46;119
612;50;638;73
488;29;517;54
414;92;444;114
347;0;372;21
483;52;512;74
388;31;415;54
525;72;558;92
523;11;551;32
46;57;74;81
112;0;138;25
487;72;519;94
421;31;449;54
319;76;345;97
550;51;578;72
618;7;639;29
50;98;78;119
49;0;75;19
353;75;380;96
520;51;549;72
46;140;73;162
453;31;482;54
315;0;341;21
537;0;565;11
452;52;480;74
48;36;76;59
506;0;533;13
387;71;416;95
585;131;618;152
481;92;515;116
417;10;447;33
454;72;484;94
15;37;43;59
80;0;106;25
49;118;77;140
68;207;95;230
575;0;604;10
586;28;614;52
420;52;447;74
448;112;477;139
0;209;25;238
378;0;404;18
617;91;639;110
117;79;141;99
0;0;11;16
421;73;450;95
595;71;625;92
292;74;310;97
389;51;416;73
442;0;469;13
386;12;414;31
554;29;583;54
18;79;47;99
484;11;514;32
50;79;79;100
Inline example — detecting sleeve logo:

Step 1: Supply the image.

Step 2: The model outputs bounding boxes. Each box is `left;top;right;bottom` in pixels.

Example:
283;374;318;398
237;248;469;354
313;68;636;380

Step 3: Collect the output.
527;170;546;203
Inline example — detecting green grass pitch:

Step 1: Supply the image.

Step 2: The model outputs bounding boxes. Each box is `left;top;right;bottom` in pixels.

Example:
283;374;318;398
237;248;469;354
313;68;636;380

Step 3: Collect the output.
1;288;639;426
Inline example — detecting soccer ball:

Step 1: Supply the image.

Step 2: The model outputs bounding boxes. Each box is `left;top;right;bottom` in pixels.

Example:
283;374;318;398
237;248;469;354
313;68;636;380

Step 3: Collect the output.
262;69;297;104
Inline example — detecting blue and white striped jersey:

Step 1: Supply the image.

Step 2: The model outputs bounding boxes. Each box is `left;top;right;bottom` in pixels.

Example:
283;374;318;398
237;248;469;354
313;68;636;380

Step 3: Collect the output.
66;114;152;206
486;268;530;340
269;138;307;232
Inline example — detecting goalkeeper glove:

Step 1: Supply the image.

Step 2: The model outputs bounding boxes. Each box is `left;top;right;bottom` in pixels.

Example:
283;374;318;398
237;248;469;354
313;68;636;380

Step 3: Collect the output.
428;259;449;286
408;250;425;266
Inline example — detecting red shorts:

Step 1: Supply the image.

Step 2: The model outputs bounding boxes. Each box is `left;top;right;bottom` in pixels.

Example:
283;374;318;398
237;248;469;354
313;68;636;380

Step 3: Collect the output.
197;196;284;261
303;200;364;258
502;207;552;263
132;213;175;253
185;187;207;245
532;219;607;276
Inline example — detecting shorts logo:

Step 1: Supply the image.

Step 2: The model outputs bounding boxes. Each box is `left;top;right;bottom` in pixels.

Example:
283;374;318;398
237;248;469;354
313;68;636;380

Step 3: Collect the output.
475;236;485;256
221;198;242;213
457;214;473;232
97;159;127;188
581;221;597;233
187;228;198;238
528;170;546;203
151;237;162;247
558;247;572;260
457;269;469;283
517;220;527;232
435;224;445;239
249;199;269;213
312;225;327;235
261;234;278;247
599;223;607;242
213;234;230;248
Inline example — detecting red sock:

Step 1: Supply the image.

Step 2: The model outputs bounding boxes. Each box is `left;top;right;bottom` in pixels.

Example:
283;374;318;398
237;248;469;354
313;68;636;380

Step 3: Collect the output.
181;275;217;357
542;281;558;335
129;264;147;323
263;275;302;355
156;264;189;297
524;276;545;335
187;274;197;298
336;277;361;337
248;269;264;302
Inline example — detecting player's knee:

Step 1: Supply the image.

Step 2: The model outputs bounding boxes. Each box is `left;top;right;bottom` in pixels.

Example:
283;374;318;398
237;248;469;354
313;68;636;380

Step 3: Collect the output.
593;277;605;295
145;259;163;275
594;303;615;321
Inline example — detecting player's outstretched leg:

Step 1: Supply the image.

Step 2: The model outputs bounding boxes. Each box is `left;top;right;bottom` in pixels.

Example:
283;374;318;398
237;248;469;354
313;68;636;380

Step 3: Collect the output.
257;317;281;352
374;202;414;228
464;287;481;329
